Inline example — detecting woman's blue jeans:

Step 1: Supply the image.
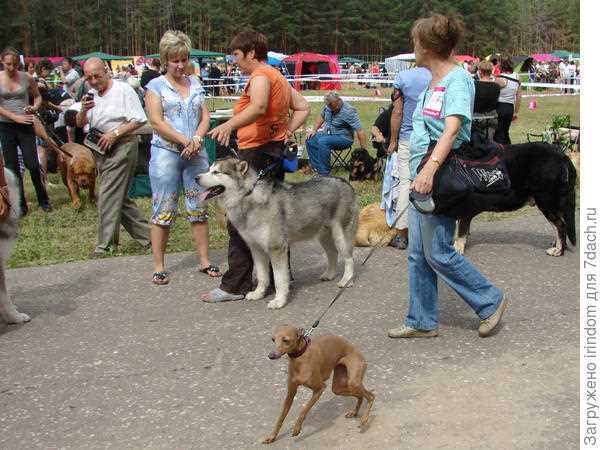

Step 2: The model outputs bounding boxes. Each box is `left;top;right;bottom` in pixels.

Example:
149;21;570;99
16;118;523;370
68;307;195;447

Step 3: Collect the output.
405;204;503;330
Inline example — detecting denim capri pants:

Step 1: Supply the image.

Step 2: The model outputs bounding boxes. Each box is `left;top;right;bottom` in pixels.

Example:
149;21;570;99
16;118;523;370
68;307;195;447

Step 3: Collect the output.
149;145;210;226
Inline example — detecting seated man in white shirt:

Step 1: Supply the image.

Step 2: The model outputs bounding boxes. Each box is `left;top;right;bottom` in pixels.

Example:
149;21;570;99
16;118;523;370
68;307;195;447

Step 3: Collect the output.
76;57;150;258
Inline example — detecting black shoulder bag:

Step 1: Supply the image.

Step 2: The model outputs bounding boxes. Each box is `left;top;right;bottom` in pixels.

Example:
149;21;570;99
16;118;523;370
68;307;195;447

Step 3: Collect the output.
416;118;511;218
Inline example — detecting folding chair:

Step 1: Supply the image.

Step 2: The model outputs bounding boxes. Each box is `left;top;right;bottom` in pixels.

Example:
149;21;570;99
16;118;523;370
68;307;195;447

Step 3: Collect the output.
330;144;354;173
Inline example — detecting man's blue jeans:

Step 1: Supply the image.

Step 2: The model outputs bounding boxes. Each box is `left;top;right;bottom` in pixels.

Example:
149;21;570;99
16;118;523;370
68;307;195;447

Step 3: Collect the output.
405;204;503;330
305;133;353;175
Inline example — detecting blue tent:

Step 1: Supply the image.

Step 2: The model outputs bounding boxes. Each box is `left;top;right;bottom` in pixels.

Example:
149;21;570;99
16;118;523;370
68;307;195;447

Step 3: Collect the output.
266;52;290;76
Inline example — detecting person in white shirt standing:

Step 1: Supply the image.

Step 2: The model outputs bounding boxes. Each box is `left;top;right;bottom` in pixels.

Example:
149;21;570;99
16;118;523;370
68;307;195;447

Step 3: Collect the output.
567;60;577;93
60;57;80;98
558;60;568;94
76;57;150;258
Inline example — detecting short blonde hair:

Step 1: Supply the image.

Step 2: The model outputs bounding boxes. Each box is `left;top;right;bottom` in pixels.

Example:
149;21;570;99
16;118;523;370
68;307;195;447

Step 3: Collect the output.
159;30;192;68
478;61;494;76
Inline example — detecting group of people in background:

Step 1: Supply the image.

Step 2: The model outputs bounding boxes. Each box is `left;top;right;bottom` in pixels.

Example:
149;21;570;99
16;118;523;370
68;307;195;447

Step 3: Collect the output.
6;13;567;339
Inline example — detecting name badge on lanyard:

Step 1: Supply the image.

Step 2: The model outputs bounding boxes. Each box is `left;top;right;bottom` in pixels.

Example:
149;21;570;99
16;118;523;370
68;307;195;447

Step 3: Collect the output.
423;86;446;119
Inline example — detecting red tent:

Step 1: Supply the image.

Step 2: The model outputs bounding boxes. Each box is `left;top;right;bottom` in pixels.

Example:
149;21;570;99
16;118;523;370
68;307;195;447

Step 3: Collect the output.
25;56;65;64
531;53;561;62
454;55;480;63
283;52;341;90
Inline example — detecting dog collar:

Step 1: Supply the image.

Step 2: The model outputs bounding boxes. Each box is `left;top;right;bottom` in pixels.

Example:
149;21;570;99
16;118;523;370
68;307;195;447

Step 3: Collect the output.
288;336;311;359
243;161;280;197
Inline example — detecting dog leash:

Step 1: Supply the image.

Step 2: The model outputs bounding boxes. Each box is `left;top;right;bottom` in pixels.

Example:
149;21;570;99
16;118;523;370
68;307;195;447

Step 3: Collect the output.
303;202;410;337
243;161;281;197
32;111;74;158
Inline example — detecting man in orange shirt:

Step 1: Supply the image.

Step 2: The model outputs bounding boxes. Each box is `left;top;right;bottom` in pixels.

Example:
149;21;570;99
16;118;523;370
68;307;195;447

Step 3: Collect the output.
203;30;310;303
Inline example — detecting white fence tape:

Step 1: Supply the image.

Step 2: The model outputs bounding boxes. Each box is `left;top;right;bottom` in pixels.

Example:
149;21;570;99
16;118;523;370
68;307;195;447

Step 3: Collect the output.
204;76;579;91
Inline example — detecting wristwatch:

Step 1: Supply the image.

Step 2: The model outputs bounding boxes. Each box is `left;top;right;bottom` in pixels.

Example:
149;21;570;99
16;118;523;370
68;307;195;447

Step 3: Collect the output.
431;156;441;166
113;128;120;138
192;135;203;144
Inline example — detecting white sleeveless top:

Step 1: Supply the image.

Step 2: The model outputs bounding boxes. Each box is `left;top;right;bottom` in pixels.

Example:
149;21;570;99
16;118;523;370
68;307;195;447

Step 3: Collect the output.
497;73;520;105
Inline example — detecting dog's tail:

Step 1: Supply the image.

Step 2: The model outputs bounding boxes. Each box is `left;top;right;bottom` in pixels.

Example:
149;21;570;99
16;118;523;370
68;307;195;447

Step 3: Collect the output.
561;157;578;246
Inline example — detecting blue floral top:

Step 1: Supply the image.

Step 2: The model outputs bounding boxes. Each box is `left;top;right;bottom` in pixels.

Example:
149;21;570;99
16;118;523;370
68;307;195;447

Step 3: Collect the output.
146;75;206;152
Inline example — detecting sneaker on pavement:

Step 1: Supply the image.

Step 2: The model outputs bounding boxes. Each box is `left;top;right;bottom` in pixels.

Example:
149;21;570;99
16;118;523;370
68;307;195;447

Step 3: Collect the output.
387;325;438;338
479;295;508;337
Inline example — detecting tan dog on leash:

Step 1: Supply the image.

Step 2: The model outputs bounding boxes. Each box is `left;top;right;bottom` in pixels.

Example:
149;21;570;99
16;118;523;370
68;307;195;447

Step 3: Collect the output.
262;325;375;444
58;143;96;209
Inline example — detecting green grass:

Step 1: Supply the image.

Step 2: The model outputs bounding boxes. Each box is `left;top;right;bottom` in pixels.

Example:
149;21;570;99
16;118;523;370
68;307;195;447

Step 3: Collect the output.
9;91;579;268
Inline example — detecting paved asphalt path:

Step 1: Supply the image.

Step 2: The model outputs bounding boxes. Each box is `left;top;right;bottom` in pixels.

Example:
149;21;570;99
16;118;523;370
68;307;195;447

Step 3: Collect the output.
1;211;579;449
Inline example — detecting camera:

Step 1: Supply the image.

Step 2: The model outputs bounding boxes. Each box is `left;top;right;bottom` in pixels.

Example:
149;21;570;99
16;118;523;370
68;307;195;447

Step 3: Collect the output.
84;92;94;102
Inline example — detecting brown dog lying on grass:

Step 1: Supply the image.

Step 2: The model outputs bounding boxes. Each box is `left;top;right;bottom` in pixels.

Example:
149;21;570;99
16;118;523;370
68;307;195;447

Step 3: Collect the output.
353;202;400;247
58;143;96;209
262;325;375;444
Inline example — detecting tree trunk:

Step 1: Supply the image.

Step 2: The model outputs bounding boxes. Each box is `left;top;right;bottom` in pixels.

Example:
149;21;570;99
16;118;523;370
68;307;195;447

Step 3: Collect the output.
19;0;31;55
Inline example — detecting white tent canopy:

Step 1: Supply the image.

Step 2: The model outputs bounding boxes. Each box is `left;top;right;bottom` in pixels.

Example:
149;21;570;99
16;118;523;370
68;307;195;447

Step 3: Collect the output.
385;53;416;73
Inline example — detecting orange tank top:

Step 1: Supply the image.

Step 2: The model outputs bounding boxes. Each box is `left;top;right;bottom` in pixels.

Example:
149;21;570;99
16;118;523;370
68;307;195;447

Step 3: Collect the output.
234;65;291;149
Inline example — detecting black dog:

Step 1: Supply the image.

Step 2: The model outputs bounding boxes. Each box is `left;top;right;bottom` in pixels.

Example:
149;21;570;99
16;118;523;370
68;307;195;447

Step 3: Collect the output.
349;148;384;181
454;142;577;257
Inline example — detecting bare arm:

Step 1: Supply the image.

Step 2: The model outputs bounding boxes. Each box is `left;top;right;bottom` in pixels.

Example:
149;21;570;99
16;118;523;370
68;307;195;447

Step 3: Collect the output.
26;74;42;112
145;90;190;147
178;102;211;160
355;128;368;149
494;78;508;88
514;88;522;115
113;120;143;137
227;75;270;129
387;94;404;154
286;88;310;137
194;102;211;138
96;120;144;152
208;75;270;145
371;125;385;143
75;100;91;128
307;114;325;139
412;115;462;194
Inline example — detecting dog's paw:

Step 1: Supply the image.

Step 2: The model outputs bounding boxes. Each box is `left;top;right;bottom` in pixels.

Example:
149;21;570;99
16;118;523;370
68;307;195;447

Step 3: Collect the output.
454;238;466;255
337;278;353;288
546;246;564;257
72;200;82;209
359;414;370;426
261;435;277;444
246;289;266;301
2;311;31;324
345;410;359;418
267;297;287;309
291;425;302;437
320;271;335;281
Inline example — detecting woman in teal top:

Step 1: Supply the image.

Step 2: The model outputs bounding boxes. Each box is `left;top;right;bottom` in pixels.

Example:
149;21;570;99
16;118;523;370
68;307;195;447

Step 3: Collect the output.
387;15;506;339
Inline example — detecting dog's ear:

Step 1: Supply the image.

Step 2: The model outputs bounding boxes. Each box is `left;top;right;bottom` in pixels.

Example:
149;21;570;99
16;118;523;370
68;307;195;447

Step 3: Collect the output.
238;160;249;175
296;328;305;341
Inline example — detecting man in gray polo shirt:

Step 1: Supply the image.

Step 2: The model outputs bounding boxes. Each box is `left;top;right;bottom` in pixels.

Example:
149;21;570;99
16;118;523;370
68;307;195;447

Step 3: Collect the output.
306;91;367;175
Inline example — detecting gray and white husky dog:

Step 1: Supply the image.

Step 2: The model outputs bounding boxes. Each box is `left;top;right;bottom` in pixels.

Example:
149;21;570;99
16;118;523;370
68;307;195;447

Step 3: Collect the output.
0;168;30;324
197;158;358;309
